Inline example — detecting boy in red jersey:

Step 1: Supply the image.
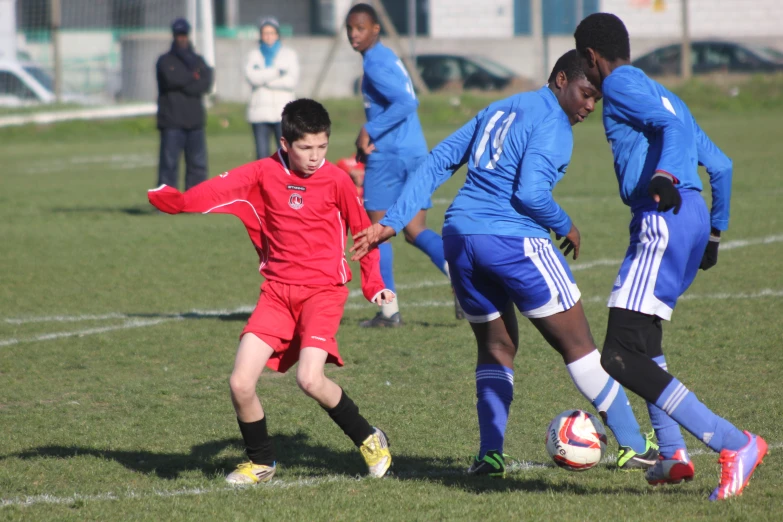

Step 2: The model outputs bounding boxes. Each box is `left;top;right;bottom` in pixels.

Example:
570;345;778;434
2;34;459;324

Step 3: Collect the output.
148;99;394;484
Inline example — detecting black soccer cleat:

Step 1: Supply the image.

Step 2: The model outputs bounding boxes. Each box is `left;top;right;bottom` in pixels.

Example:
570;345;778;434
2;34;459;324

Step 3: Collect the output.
467;450;506;478
359;312;402;328
617;434;660;471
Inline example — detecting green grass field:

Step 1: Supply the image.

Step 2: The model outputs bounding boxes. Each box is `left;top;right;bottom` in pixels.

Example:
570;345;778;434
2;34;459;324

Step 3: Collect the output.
1;88;782;521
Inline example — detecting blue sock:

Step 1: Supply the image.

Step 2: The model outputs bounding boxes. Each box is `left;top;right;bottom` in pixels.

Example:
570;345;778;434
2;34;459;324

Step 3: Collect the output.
378;242;395;293
594;379;647;454
566;350;646;454
412;229;447;276
476;364;514;458
655;378;748;452
647;356;687;458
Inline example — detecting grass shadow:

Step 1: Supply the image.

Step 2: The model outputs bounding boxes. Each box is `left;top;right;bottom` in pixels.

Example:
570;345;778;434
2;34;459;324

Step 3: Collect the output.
4;432;651;495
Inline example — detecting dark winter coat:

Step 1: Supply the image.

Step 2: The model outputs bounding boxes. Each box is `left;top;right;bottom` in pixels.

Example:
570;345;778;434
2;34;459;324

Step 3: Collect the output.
155;45;213;129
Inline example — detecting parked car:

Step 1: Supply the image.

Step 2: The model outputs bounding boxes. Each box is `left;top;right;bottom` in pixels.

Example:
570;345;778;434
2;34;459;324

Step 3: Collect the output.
0;59;97;107
631;41;783;76
354;53;524;94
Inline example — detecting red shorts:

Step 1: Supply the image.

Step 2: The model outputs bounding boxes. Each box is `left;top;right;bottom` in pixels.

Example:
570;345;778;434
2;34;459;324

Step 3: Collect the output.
241;280;349;373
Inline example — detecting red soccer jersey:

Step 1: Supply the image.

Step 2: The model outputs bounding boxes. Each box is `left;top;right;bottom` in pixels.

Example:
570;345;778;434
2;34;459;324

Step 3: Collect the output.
148;151;386;301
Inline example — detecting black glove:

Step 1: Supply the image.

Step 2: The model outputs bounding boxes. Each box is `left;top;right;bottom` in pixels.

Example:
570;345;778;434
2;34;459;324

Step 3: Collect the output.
700;235;720;270
648;174;682;214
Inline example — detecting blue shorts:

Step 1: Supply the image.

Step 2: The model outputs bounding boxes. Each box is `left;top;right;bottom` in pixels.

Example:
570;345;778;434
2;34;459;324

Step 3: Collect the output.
608;190;709;320
363;154;432;212
443;234;581;323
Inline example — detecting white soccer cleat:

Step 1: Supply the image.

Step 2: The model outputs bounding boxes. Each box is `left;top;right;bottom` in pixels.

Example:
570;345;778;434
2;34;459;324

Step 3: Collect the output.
225;462;276;485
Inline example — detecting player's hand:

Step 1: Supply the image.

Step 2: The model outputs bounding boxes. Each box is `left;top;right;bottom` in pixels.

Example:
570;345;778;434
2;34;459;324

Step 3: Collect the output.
350;223;395;260
700;231;720;270
648;172;682;214
372;289;395;306
355;127;376;163
556;223;581;260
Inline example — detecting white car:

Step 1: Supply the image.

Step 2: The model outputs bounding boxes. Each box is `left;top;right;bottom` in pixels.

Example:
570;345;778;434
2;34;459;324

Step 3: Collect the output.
0;59;97;107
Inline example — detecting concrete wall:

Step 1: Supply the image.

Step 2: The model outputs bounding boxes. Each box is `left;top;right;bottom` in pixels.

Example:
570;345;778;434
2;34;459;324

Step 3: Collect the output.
604;0;783;40
430;0;515;38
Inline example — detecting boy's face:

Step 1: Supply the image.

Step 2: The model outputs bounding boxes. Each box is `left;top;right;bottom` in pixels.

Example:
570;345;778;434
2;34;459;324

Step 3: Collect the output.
553;71;602;126
346;13;380;53
281;132;329;176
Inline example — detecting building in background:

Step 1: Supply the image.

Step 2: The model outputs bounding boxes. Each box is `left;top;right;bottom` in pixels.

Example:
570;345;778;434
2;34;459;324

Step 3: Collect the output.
10;0;783;104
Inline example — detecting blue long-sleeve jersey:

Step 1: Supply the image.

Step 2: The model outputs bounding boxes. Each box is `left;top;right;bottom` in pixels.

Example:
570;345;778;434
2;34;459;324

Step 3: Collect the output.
381;86;573;239
361;42;428;158
603;65;733;230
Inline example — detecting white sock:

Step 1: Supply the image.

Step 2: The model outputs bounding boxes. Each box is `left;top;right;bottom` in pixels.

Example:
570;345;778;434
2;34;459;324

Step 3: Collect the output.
381;296;399;318
566;349;610;402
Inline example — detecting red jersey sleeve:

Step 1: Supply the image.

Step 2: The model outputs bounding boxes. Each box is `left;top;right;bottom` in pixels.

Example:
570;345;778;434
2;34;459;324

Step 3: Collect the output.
335;173;387;302
148;162;266;257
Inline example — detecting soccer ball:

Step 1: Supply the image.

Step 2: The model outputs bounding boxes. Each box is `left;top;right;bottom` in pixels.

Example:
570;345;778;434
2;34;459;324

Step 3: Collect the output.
545;409;607;471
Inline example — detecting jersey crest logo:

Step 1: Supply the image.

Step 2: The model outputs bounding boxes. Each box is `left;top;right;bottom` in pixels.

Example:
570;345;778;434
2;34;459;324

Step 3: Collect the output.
288;193;304;210
219;172;229;178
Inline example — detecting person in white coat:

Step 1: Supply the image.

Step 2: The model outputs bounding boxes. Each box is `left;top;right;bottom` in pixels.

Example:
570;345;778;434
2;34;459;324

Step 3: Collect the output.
245;17;300;159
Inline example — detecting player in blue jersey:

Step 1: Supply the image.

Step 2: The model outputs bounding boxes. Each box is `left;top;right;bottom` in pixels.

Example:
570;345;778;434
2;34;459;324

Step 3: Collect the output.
346;3;461;327
351;50;658;477
574;13;767;500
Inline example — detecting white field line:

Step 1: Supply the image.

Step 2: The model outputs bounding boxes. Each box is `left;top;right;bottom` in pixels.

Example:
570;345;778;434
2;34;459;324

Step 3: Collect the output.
2;233;782;343
0;318;177;347
2;290;782;347
721;234;783;251
3;442;780;508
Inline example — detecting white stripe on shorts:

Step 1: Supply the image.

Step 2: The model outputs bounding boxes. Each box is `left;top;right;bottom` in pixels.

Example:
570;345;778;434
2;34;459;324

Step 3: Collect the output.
523;238;579;318
609;214;671;318
536;238;576;308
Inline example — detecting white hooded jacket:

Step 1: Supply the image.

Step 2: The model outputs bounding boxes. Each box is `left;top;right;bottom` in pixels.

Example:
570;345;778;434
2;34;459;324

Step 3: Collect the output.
245;45;299;123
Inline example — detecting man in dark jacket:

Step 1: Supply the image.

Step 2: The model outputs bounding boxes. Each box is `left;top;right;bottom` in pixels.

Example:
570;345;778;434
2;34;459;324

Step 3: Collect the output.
156;18;213;190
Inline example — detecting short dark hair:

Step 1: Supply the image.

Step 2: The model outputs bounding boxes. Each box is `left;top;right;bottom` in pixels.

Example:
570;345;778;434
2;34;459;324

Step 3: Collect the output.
574;13;630;61
281;99;331;144
346;3;379;24
548;49;587;83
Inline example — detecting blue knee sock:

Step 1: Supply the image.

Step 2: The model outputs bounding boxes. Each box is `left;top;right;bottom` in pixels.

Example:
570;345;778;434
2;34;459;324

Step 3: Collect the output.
655;378;748;452
378;242;395;293
647;356;687;458
412;229;447;276
476;364;514;458
594;381;647;453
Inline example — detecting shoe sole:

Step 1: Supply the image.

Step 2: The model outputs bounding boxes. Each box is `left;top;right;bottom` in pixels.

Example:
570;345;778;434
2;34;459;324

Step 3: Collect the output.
359;320;402;328
648;476;694;486
647;463;695;486
618;458;658;471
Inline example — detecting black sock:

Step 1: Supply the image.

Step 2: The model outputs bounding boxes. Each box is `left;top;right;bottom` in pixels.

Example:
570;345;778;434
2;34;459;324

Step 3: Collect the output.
237;417;276;466
324;389;374;446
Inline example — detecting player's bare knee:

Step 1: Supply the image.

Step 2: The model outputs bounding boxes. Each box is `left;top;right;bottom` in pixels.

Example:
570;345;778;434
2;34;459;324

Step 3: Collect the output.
484;339;516;359
296;371;323;397
229;374;256;402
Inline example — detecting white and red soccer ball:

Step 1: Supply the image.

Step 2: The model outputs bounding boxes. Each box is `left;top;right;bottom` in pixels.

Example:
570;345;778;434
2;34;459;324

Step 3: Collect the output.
545;409;607;471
